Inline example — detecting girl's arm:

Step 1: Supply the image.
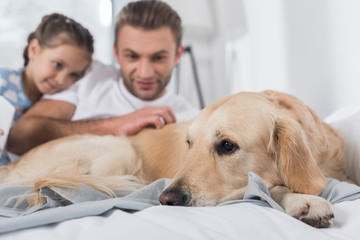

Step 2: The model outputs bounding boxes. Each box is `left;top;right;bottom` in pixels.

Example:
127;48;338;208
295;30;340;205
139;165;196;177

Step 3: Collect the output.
7;99;176;155
7;99;76;154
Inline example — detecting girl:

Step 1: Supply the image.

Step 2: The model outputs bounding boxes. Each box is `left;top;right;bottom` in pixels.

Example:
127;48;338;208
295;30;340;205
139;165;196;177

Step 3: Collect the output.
0;13;94;164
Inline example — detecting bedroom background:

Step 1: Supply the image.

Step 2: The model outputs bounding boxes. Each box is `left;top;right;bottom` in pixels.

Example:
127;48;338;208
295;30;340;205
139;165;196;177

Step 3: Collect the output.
0;0;359;118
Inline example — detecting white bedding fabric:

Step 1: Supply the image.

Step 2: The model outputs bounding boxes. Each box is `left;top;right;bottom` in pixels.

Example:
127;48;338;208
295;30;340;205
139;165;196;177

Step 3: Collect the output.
1;199;360;240
2;105;360;239
325;104;360;185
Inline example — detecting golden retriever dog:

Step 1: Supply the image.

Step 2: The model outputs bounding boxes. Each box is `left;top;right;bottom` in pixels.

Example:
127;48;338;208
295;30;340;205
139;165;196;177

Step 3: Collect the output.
0;90;348;228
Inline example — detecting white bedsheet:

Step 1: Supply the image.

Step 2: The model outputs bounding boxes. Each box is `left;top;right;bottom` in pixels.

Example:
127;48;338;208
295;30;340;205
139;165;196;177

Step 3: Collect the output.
1;199;360;240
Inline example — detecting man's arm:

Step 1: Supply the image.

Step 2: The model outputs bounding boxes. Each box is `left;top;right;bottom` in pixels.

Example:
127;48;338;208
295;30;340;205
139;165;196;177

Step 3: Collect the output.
7;100;176;155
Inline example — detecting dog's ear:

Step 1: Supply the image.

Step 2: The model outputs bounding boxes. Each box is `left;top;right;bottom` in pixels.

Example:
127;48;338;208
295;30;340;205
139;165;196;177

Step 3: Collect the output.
268;117;326;195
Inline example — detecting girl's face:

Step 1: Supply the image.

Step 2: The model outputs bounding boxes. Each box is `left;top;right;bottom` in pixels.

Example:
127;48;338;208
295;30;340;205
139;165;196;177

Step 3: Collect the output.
28;39;91;95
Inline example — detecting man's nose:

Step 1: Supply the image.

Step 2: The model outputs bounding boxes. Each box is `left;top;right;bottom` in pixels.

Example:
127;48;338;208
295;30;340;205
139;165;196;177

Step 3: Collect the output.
137;59;154;78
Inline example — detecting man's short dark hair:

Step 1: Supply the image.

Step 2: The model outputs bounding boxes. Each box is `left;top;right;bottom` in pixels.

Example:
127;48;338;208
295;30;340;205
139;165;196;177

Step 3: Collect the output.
114;0;182;49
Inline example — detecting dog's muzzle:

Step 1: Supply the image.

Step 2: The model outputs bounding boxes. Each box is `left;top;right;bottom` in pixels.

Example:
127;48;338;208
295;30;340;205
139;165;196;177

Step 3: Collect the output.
159;188;191;206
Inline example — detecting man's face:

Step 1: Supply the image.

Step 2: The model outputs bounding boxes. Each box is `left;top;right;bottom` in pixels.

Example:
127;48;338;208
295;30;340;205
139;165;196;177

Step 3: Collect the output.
114;25;183;100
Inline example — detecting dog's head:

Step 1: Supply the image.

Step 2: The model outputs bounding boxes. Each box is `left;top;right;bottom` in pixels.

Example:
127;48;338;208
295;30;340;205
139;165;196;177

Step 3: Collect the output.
160;91;339;206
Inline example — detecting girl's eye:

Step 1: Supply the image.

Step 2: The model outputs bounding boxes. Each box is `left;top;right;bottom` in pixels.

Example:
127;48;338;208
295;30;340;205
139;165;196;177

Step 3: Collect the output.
70;72;80;79
53;61;63;69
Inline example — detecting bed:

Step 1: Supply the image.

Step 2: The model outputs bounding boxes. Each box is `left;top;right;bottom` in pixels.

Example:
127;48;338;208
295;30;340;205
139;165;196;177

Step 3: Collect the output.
1;105;360;239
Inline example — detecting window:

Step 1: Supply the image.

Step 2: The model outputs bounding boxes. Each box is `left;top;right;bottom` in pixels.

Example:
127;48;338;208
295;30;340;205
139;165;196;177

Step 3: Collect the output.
0;0;113;68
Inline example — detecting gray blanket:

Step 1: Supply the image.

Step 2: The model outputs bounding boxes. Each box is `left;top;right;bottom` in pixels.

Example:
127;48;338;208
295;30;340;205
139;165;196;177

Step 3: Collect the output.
1;172;360;234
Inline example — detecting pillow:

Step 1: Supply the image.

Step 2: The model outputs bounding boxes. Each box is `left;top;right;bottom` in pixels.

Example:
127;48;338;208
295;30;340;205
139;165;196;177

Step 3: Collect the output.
325;105;360;185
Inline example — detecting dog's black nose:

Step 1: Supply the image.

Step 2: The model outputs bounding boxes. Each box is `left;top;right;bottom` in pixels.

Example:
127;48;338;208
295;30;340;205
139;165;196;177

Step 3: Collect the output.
159;188;190;206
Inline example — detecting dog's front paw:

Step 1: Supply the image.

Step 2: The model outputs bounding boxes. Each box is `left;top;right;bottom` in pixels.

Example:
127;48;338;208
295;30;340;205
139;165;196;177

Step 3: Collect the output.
285;195;334;228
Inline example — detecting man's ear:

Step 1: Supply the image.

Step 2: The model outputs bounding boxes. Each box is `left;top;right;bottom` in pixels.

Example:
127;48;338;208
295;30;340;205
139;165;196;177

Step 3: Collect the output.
174;45;185;67
113;43;120;65
28;39;40;60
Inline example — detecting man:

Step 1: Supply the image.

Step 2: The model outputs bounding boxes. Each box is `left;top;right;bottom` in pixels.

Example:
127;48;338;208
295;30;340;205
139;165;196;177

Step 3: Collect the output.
7;1;199;156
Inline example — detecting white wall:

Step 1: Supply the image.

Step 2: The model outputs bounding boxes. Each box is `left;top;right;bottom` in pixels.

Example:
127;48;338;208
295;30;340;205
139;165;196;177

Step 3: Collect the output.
0;0;113;68
283;0;341;117
232;0;360;118
327;0;360;114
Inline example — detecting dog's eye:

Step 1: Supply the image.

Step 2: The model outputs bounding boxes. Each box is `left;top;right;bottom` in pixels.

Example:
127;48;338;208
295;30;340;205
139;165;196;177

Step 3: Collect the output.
216;140;239;155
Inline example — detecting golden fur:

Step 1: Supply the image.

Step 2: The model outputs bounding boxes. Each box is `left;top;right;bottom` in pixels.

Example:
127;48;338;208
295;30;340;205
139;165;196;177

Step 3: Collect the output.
0;91;348;228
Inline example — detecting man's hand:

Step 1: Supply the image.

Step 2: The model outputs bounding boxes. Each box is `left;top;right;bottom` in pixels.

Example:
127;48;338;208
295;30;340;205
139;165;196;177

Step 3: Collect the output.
111;106;176;135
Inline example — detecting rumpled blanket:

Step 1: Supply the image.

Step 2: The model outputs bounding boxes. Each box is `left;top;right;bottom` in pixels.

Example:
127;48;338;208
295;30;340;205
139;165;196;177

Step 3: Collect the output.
1;172;360;234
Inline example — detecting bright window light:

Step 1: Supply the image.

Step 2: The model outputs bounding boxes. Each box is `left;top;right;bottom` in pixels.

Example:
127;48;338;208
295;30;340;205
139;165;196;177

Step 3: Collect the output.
99;0;112;27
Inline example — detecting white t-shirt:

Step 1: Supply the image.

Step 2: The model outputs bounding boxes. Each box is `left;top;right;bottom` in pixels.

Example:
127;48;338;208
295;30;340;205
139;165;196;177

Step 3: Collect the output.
43;60;199;122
